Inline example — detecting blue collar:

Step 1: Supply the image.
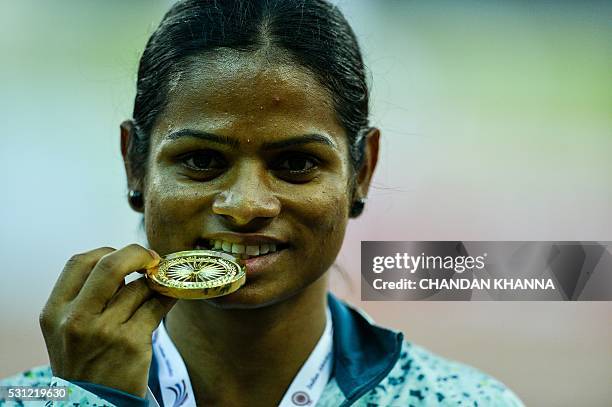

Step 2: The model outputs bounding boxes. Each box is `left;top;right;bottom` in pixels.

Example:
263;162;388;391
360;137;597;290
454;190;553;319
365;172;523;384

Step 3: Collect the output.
148;292;403;404
326;292;404;401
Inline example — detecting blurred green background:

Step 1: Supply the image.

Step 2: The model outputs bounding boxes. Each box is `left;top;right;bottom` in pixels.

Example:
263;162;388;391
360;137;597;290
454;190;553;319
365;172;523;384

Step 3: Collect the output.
1;1;610;405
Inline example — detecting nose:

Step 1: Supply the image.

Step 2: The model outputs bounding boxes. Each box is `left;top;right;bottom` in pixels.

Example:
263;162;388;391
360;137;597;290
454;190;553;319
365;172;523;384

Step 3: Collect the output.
212;162;281;228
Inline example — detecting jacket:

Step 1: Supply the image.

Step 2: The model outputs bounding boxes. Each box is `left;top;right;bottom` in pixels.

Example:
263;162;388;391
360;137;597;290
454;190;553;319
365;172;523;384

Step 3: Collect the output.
0;293;524;406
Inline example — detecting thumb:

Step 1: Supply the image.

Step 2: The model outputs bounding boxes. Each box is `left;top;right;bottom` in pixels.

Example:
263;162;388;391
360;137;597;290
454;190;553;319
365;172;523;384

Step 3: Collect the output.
131;294;178;331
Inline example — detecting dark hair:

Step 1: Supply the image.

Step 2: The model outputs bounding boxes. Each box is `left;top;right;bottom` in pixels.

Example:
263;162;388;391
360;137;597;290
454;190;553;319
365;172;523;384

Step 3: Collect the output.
129;0;370;190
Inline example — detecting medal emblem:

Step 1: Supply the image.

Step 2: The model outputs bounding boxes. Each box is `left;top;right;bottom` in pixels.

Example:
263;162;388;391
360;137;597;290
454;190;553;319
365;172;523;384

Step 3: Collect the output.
146;250;246;299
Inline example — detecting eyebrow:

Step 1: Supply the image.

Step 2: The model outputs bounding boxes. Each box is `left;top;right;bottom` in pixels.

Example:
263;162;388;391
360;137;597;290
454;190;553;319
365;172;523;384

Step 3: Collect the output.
165;129;239;148
164;129;337;150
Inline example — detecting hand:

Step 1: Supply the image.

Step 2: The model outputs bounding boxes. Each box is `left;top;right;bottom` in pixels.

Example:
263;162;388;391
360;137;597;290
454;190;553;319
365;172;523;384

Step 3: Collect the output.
39;244;177;398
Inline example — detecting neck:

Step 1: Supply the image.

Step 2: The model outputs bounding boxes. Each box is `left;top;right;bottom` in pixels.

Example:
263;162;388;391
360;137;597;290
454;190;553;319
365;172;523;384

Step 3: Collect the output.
164;275;329;407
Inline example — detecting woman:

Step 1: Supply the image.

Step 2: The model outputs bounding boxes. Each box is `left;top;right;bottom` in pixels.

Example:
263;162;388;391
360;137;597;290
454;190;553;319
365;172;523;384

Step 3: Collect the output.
1;1;523;406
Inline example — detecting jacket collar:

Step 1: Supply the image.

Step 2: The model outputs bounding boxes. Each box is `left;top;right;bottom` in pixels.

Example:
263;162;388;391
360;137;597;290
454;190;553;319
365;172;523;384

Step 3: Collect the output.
148;292;404;404
326;292;404;401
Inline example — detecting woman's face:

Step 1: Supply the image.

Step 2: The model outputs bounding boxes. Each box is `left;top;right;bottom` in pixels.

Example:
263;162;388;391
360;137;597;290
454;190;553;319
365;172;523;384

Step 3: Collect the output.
131;52;361;308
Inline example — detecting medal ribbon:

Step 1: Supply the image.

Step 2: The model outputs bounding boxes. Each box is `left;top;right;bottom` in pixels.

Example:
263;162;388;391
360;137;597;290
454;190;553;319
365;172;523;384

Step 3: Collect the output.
151;319;196;407
149;306;333;407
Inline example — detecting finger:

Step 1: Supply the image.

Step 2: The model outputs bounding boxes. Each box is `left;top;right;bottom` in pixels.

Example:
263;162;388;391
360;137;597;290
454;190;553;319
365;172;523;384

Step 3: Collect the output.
127;294;178;333
104;278;155;323
74;244;160;314
113;279;126;297
47;247;116;306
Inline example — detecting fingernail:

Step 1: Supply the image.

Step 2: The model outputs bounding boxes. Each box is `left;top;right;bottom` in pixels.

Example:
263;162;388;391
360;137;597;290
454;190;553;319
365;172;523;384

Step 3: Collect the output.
148;249;161;262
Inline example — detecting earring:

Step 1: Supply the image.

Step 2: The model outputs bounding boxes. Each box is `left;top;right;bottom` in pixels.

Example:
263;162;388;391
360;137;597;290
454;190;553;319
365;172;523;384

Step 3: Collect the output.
350;197;366;217
128;190;144;210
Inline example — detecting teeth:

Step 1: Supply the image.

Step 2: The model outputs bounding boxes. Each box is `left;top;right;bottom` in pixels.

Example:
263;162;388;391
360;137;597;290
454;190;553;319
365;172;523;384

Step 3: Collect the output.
246;245;259;256
231;243;245;254
203;239;281;258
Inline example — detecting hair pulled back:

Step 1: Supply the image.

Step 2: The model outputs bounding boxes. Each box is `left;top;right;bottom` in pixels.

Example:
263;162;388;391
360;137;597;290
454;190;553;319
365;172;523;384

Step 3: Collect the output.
129;0;370;187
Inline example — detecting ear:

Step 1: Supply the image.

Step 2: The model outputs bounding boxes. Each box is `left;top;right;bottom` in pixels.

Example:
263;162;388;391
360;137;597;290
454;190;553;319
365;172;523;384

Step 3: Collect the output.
354;127;380;201
120;120;144;213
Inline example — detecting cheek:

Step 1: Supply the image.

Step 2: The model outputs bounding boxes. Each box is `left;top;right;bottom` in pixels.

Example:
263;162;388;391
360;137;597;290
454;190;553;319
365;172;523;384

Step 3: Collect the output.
292;185;350;259
143;173;211;251
308;193;349;278
321;194;349;247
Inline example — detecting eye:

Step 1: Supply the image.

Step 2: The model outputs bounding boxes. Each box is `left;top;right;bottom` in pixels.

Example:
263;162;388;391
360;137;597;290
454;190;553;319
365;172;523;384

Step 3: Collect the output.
181;150;226;171
272;153;320;182
273;153;319;176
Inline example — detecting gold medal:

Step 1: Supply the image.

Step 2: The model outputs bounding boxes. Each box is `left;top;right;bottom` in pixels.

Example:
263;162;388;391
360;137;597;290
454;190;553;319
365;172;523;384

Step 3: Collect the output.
145;250;246;299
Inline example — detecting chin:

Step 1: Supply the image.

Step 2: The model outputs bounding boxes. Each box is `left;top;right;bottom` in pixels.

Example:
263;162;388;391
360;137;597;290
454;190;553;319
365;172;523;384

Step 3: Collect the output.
200;282;285;310
202;278;315;310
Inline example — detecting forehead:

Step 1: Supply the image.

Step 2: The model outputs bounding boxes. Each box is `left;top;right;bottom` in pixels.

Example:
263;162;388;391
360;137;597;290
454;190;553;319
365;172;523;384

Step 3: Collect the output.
152;50;345;145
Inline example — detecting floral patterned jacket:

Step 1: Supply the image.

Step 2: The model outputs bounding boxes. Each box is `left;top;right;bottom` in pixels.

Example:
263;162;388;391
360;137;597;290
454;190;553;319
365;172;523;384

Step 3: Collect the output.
0;293;524;406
